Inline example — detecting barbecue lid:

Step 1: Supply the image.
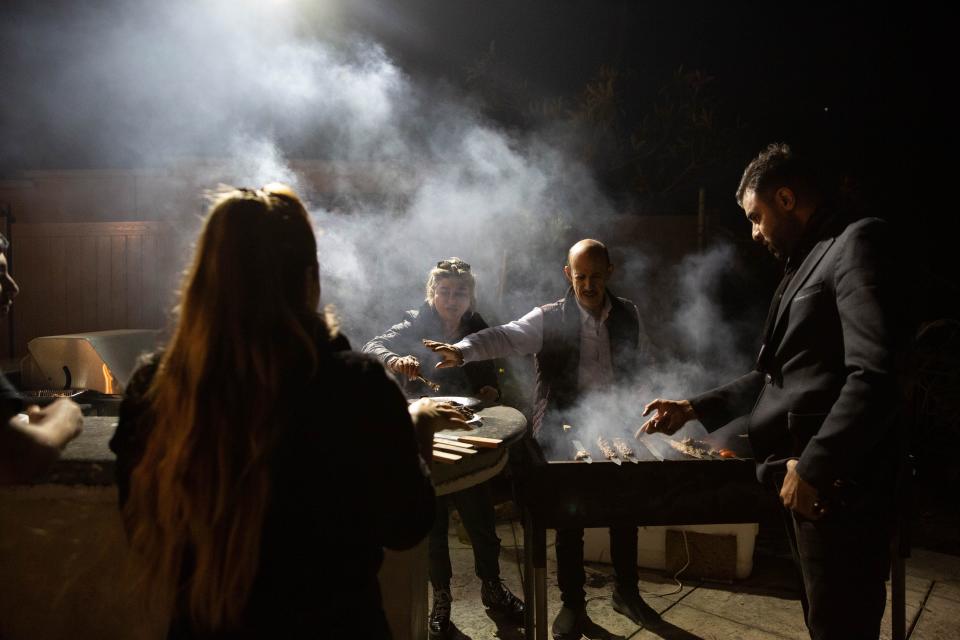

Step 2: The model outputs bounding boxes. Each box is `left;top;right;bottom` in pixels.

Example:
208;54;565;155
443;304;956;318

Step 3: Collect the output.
22;330;159;394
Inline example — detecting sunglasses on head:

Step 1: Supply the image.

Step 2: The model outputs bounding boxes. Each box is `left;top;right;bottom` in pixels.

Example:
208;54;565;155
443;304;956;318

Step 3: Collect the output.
437;259;471;272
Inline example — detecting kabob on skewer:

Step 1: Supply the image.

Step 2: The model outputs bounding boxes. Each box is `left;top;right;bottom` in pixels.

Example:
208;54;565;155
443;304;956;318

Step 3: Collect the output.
612;436;640;463
596;435;622;465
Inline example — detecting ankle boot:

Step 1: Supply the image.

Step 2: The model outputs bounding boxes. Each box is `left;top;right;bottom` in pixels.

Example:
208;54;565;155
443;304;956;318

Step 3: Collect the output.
612;586;661;627
428;585;452;639
480;578;525;624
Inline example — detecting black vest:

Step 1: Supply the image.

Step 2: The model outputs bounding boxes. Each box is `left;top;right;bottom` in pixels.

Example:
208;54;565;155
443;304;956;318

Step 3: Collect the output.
531;288;640;435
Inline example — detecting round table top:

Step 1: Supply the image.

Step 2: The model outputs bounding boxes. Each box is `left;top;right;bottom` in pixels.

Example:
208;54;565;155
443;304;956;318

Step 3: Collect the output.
430;405;527;496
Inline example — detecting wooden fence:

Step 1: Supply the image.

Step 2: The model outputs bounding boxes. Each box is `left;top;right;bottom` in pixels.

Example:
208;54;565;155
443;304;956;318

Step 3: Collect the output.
4;222;177;358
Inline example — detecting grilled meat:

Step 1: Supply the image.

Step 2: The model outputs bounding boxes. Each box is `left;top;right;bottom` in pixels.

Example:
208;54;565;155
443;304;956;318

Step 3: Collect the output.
612;437;639;462
668;437;718;460
597;435;621;463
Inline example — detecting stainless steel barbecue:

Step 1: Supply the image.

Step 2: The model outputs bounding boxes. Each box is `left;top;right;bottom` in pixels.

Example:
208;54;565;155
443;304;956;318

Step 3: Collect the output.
18;330;159;414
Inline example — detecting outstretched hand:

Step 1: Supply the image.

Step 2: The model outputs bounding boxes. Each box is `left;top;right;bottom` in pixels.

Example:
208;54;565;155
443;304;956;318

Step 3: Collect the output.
1;398;83;484
408;398;471;433
422;339;464;368
408;397;470;460
26;398;84;448
635;398;696;438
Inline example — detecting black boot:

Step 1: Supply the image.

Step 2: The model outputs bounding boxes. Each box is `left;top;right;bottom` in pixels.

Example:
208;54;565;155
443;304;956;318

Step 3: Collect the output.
611;586;661;627
480;579;525;624
428;585;452;640
551;605;589;640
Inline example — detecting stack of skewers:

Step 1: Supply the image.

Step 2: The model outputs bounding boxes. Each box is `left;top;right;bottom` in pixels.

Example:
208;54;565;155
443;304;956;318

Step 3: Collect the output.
432;433;503;463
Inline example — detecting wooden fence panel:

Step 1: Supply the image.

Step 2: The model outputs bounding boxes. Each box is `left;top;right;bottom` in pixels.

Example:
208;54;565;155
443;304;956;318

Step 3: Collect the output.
4;222;175;358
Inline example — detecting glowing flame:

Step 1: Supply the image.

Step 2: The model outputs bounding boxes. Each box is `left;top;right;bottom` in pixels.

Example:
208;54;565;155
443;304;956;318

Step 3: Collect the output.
102;364;115;395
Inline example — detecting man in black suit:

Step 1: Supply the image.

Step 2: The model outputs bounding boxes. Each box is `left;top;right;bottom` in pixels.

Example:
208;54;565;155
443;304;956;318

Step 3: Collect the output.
638;144;904;639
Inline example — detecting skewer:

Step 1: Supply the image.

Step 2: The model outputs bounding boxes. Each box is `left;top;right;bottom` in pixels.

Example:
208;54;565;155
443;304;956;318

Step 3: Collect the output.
432;441;478;455
433;440;477;453
597;435;622;465
433;435;476;449
435;433;502;448
571;439;593;464
456;435;502;448
416;376;441;392
613;437;640;464
434;433;467;442
432;449;461;464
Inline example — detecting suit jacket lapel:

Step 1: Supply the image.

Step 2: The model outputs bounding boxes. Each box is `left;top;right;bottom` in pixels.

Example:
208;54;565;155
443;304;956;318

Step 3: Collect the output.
770;235;836;337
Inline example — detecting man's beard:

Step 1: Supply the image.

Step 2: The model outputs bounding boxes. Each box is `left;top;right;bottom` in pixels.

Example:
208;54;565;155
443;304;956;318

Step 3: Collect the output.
758;236;784;260
766;243;784;261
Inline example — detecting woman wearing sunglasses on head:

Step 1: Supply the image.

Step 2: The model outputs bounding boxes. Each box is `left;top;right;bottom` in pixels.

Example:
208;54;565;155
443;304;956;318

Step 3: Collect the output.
363;257;524;640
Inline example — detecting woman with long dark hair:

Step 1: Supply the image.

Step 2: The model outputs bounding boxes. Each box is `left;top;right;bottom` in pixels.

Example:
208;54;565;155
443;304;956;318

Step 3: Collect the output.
111;184;460;638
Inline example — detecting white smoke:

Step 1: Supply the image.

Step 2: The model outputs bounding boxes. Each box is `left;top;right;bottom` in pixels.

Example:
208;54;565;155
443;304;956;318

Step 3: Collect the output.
540;243;756;458
2;0;758;418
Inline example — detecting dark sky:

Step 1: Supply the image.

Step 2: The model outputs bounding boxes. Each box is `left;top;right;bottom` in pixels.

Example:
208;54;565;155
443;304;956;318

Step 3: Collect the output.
1;1;942;186
356;1;941;191
345;1;952;304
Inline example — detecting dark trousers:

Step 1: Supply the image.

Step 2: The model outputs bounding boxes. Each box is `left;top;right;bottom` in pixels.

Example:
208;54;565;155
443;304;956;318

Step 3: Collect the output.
429;481;501;588
555;526;638;608
781;504;891;640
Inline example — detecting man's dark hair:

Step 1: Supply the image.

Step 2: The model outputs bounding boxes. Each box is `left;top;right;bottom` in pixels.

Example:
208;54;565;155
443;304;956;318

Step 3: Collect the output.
736;143;821;207
0;232;8;253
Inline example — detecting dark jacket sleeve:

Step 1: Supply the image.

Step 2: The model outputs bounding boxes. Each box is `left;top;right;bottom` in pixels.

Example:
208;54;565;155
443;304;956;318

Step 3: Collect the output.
795;219;902;489
360;360;436;550
329;332;352;352
464;360;500;396
361;312;418;365
110;358;160;508
463;313;500;396
0;372;24;426
689;370;765;432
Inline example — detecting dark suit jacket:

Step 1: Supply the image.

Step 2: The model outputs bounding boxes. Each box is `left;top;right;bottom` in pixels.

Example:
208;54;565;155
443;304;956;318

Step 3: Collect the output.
691;215;903;498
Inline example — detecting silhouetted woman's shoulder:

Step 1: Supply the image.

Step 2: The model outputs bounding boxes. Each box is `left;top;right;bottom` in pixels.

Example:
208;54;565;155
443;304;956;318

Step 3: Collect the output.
110;351;163;507
318;349;402;401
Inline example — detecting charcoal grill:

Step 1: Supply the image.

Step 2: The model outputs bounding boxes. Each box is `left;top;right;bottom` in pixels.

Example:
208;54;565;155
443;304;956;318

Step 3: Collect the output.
513;426;776;639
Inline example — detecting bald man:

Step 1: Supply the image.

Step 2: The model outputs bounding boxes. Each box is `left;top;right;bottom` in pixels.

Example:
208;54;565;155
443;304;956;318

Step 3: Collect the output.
426;239;659;639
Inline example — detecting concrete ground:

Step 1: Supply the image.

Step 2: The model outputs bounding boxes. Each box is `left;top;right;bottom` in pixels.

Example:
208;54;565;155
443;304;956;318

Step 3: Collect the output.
436;519;960;640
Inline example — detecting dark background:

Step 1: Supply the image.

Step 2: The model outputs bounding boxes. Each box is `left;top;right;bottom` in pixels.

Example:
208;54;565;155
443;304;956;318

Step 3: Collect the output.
356;0;953;310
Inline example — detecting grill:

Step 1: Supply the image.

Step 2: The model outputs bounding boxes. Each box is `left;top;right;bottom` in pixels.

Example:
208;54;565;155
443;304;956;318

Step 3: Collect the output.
513;420;776;639
19;330;159;416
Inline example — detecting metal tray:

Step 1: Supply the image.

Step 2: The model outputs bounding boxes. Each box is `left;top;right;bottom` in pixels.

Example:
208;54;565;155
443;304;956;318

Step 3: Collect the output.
408;395;483;410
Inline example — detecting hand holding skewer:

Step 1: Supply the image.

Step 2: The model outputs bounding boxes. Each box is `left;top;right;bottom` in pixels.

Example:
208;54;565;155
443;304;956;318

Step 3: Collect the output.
422;339;464;368
388;355;421;380
635;398;697;437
